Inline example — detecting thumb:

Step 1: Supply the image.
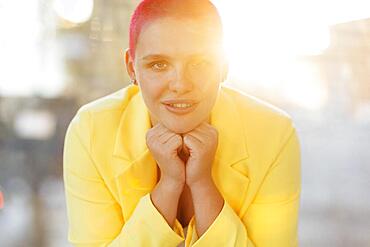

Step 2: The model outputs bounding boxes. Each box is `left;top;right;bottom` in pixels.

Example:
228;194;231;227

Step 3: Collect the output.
182;142;190;156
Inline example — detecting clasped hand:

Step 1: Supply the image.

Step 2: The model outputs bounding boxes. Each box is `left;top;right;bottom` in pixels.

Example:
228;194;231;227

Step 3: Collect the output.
146;122;218;188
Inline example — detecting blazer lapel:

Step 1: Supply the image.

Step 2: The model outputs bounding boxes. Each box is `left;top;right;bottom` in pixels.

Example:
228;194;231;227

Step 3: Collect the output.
111;88;158;219
210;87;251;215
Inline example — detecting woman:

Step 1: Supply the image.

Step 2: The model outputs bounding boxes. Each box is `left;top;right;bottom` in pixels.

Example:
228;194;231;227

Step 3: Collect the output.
63;0;301;246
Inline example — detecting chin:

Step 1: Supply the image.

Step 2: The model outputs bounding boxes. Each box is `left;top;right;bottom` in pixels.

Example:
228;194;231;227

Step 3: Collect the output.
163;120;199;134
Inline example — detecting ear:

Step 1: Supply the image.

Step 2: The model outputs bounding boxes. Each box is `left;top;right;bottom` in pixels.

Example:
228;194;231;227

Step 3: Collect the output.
124;48;137;85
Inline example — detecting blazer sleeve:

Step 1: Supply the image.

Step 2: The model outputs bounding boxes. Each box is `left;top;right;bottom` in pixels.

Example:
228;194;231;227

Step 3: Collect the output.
187;127;301;247
63;110;185;246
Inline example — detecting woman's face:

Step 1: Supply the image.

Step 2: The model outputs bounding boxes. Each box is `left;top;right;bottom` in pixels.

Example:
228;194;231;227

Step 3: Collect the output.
128;17;226;134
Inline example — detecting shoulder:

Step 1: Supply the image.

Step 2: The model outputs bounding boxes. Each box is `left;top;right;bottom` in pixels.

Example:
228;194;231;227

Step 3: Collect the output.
66;85;139;143
77;85;139;116
70;85;138;125
221;84;297;153
221;84;294;125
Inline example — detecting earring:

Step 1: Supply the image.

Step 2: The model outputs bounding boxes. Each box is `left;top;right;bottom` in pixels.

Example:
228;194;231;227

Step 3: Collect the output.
131;78;137;85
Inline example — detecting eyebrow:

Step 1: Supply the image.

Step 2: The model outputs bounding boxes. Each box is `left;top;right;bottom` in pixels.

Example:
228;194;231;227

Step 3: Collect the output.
140;53;213;61
140;54;172;61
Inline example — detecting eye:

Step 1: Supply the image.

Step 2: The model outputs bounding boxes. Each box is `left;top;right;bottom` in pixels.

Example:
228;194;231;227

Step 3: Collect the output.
151;61;168;71
189;60;209;69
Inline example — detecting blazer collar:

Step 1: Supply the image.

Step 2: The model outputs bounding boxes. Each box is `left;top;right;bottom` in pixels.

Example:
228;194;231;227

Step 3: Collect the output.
112;85;249;173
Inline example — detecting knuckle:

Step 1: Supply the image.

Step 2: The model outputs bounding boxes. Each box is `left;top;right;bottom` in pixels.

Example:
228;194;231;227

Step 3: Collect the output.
146;131;153;140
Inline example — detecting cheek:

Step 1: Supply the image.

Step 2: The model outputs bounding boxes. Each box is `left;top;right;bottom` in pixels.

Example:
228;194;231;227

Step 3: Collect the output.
194;71;221;92
141;85;163;106
198;77;221;99
199;84;220;114
137;73;168;101
140;77;166;109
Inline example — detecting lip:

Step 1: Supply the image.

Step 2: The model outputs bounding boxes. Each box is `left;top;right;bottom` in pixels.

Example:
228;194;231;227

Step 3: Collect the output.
163;102;199;115
162;99;199;105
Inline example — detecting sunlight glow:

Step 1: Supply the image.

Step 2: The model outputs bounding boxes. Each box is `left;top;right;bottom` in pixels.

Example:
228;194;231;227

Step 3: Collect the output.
212;0;369;110
0;0;65;97
282;62;328;110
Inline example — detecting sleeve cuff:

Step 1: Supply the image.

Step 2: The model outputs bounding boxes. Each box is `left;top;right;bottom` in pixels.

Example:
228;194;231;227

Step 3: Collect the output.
190;200;247;246
131;192;185;245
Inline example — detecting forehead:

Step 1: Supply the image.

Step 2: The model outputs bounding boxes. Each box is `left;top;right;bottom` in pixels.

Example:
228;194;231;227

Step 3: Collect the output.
136;17;223;60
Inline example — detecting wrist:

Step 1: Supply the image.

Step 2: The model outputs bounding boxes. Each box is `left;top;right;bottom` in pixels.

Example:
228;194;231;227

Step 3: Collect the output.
188;176;214;192
159;177;185;195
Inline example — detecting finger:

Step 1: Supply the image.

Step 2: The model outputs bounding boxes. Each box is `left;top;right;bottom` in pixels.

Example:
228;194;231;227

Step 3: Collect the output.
195;123;218;139
159;132;178;144
149;123;169;142
184;133;202;146
165;134;183;150
196;122;215;133
185;129;205;143
156;123;170;136
192;126;209;137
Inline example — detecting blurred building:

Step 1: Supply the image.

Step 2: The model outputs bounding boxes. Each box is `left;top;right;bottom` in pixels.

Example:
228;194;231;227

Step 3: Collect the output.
57;0;139;105
321;18;370;121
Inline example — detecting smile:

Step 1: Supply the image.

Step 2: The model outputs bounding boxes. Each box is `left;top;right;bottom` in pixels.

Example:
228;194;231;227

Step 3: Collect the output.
169;103;193;108
163;103;198;115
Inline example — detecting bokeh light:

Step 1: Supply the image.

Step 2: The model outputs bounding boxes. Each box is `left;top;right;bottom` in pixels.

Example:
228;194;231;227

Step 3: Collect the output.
53;0;94;24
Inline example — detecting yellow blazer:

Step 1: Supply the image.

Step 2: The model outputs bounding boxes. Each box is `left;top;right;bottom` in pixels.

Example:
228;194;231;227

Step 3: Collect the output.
63;84;301;246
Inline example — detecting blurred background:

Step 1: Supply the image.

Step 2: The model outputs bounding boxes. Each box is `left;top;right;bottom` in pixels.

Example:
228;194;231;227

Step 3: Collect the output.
0;0;369;246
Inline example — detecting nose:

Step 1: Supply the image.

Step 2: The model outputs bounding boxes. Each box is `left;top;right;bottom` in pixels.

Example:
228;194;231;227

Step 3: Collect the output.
168;65;193;94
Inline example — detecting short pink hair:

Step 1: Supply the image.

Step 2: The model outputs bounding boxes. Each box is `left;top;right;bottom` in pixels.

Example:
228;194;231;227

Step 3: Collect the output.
129;0;223;60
